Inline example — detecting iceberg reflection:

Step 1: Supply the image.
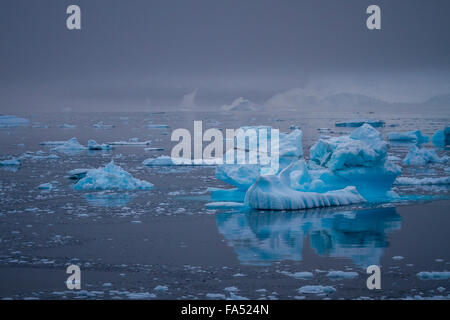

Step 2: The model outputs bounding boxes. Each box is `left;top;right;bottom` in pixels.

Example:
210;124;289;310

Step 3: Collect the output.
216;207;401;268
84;192;135;207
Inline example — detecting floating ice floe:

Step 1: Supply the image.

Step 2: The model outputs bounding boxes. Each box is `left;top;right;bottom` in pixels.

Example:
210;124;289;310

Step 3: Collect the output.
107;139;151;146
403;146;441;166
148;124;169;129
326;271;359;279
204;202;246;209
143;155;219;166
432;126;450;147
388;130;429;143
417;271;450;280
87;140;111;151
48;138;86;155
19;152;59;160
73;161;153;191
145;147;164;151
68;168;91;180
0;158;21;166
93;121;114;129
335;119;385;128
59;123;76;129
245;176;364;210
298;285;336;294
38;183;54;190
395;176;450;185
0;115;30;128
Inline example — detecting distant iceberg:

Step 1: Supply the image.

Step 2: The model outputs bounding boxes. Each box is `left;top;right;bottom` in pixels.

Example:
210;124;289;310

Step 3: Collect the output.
403;146;441;166
0;115;30;128
93;121;114;129
74;161;153;191
222;97;256;112
38;182;54;190
335;119;384;128
148;124;169;129
388;130;429;143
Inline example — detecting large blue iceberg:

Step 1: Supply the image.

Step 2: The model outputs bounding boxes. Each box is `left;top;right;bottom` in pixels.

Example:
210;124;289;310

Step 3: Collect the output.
210;124;401;210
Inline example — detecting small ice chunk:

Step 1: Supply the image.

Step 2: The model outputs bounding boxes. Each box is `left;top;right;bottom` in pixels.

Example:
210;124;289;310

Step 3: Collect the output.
392;256;404;260
403;146;441;166
206;293;226;299
148;124;169;129
298;285;336;294
59;123;76;129
38;183;53;190
326;271;359;279
153;285;168;292
87;140;111;150
93;121;114;129
74;161;153;191
50;138;86;154
0;158;21;166
68;168;91;180
108;140;151;146
417;271;450;280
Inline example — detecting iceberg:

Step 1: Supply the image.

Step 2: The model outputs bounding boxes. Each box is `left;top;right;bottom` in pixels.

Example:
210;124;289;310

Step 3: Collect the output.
38;183;54;190
87;140;111;150
221;97;256;112
309;124;400;200
148;124;169;129
432;126;450;147
74;161;153;191
68;168;91;180
298;285;336;294
50;138;87;155
143;156;175;166
108;140;151;146
245;175;365;210
403;146;441;166
335;119;384;128
59;123;76;129
93;121;114;129
388;130;429;143
0;158;21;166
278;129;303;158
394;176;450;185
0;115;30;128
417;272;450;280
216;164;260;190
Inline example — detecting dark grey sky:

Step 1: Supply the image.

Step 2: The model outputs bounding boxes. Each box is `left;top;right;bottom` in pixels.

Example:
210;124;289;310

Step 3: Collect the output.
1;0;450;111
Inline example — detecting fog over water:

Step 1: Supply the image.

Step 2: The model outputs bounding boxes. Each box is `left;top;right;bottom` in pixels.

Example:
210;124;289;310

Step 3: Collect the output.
1;0;450;112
